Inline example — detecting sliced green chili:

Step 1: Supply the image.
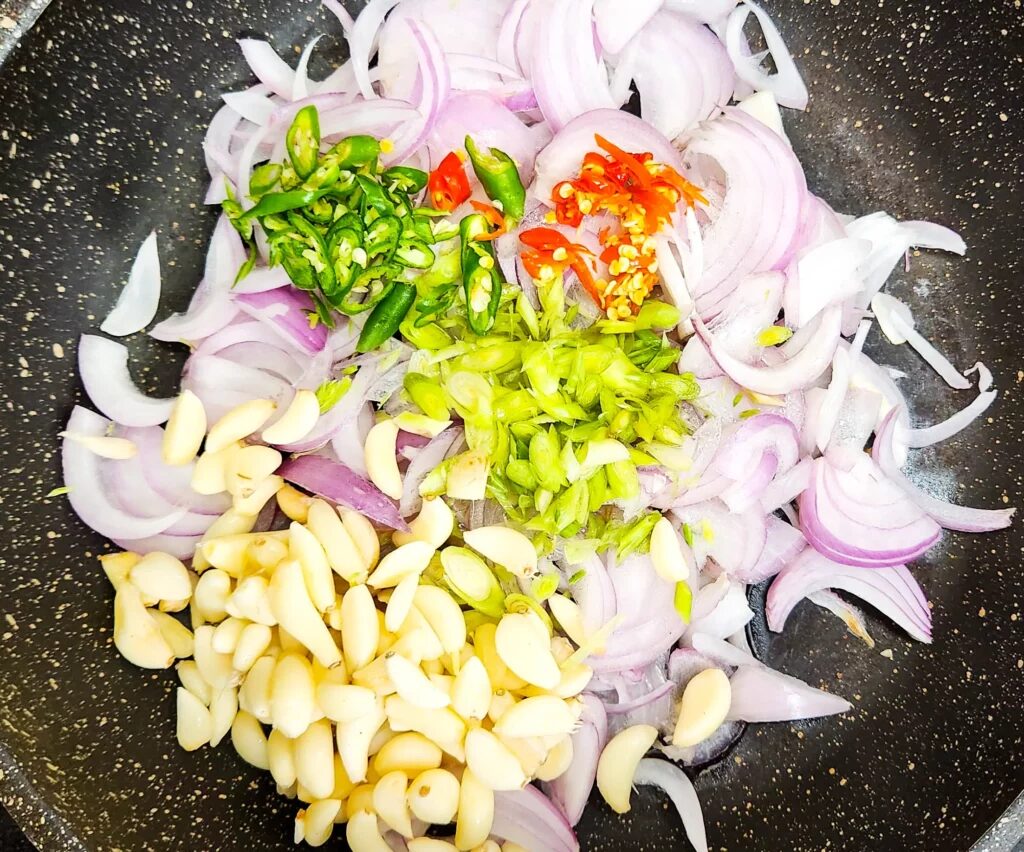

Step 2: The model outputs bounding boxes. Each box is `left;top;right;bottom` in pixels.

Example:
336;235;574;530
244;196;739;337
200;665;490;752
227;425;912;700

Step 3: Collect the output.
357;282;417;353
460;213;504;335
465;135;527;223
286;105;321;180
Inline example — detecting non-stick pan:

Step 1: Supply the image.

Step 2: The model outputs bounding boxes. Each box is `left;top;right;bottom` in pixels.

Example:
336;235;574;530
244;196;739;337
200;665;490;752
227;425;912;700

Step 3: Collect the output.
0;1;1020;849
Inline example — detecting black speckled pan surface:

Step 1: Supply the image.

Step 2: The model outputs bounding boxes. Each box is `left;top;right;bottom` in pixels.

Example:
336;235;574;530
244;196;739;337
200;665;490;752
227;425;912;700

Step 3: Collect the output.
0;1;1021;850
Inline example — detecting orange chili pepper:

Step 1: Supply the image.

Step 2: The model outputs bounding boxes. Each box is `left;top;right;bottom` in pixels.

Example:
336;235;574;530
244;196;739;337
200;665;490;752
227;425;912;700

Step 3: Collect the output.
594;134;652;190
469;200;507;241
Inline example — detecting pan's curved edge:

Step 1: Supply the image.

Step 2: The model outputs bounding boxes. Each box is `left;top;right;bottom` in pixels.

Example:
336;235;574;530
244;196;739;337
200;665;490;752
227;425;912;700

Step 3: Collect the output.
0;740;88;852
971;795;1024;852
0;0;53;66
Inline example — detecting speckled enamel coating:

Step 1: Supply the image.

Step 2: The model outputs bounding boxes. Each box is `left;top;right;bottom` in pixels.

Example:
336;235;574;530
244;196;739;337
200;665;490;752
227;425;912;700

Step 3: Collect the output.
0;1;1020;850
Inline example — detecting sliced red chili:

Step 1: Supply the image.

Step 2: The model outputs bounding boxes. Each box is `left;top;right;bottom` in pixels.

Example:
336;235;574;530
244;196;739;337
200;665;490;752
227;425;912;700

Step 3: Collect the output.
594;134;653;190
469;200;507;241
427;152;471;212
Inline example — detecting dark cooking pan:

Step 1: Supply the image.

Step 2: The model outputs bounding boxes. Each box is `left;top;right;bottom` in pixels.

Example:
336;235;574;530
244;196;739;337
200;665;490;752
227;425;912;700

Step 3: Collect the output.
0;0;1020;850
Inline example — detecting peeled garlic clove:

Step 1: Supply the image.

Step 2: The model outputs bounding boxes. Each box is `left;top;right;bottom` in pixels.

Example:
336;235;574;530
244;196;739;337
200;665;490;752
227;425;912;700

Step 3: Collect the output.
407;767;460;826
385;653;451;710
211;616;246;655
445;449;489;501
336;702;387;784
193;568;232;623
596;724;658;814
191;446;234;496
497;734;546;778
261;389;319;445
408;839;459;852
306;499;366;583
464;728;527;792
233;474;283;516
365;419;403;500
451;656;492;723
268;559;342;668
340;583;380;673
534;735;574;782
372;732;442;777
494;613;560;690
113;583;175;669
177;660;212;706
163;389;207;465
502;843;530;852
232;622;272;673
317;683;379;724
366;541;435;589
672;667;731;748
340;509;380;572
462;526;537;578
277;483;313;523
289;521;336;612
396;606;444;662
150;610;195;659
301;799;341;848
392;496;454;549
127;551;192;603
231;710;270;770
193;625;238;690
650;516;693;583
59;431;137;459
547;594;586;647
208;686;238;748
346;810;392;852
270;653;317;739
99;551;139;591
492;695;576;739
227;575;276;627
206;398;276;454
238;655;276;724
268;728;298;788
176;686;212;751
373;770;414;838
384;573;419;634
412;585;466;655
225;444;282;498
295;718;336;801
473;623;525;692
383;696;466;762
454;768;494;850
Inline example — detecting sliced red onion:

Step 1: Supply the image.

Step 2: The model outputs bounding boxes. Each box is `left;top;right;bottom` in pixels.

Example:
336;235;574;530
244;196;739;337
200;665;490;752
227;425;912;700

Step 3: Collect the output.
815;319;871;453
612;10;734;139
492;786;579;852
682;109;808;319
784;237;872;329
318;98;421;140
604;680;676;716
429;91;541;176
873;408;1015;533
292;36;324;102
657;719;744;768
665;0;739;27
571;552;618;636
821;385;881;460
632;759;708;852
231;266;291;295
278;455;409;531
234;287;329;356
688;576;753;640
238;38;297;100
737;516;805;583
546;693;607;826
77;335;175;427
725;2;808;109
387;20;449;164
798;454;942;568
100;232;161;337
331;403;375;476
807;589;875;646
679;271;785;379
203;102;244;183
63;407;188;541
534;108;684;205
182;353;292;422
398;428;461;517
760;457;812;514
903;388;998;449
123;426;230;516
222;84;275;126
670;500;766;578
110;532;201;561
766;547;932;643
349;0;404;98
593;0;663;55
727;664;851;722
530;0;620;132
693;304;841;395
